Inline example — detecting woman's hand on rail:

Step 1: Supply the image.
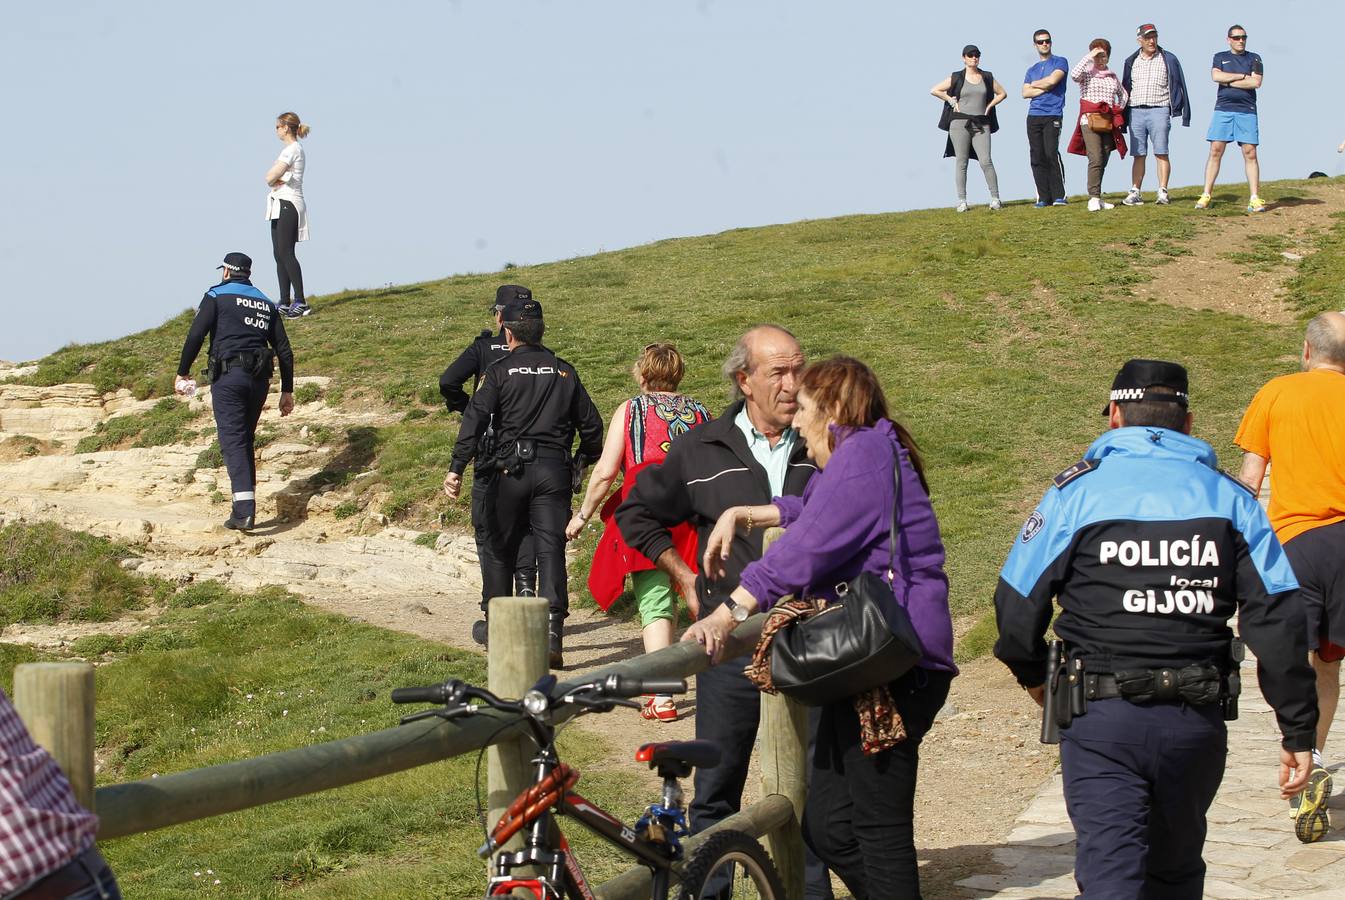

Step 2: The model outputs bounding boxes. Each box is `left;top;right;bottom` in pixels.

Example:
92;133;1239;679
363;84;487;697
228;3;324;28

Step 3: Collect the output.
682;605;735;664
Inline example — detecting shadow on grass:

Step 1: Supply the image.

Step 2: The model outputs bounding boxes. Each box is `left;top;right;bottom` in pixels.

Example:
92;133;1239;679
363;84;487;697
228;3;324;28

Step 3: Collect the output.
1268;197;1324;210
269;425;379;531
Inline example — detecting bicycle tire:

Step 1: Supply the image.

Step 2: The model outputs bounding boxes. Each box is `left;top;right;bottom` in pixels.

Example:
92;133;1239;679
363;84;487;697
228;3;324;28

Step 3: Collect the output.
675;829;786;900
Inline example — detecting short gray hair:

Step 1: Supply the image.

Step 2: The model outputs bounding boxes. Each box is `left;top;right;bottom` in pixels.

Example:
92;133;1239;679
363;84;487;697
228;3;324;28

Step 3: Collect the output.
721;324;799;401
1305;312;1345;366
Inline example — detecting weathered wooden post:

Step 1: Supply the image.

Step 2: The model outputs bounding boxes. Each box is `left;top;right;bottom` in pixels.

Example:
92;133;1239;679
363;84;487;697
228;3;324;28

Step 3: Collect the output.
757;526;808;899
486;594;550;879
13;662;97;811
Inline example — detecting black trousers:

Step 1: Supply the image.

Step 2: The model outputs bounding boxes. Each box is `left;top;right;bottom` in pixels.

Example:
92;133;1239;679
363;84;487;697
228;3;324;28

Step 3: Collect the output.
803;667;953;900
471;466;537;612
271;199;304;305
1061;698;1227;900
484;460;569;618
1027;115;1066;202
211;367;269;519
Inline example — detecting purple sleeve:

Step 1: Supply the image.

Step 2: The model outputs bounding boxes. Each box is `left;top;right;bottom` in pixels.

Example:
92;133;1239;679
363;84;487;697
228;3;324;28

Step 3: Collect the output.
738;436;892;608
773;495;804;527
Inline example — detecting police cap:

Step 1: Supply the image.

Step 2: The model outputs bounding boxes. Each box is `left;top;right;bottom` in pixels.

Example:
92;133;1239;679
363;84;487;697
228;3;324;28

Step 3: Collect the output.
492;284;532;313
217;252;252;274
1104;358;1189;414
500;295;543;323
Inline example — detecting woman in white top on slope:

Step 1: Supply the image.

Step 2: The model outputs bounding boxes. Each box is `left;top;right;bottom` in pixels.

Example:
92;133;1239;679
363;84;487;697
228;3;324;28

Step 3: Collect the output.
265;111;311;317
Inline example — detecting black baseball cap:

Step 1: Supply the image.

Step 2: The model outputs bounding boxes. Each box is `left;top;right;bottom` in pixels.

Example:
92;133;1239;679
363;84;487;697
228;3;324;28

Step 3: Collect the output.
1104;359;1189;414
217;251;252;273
500;294;543;322
962;44;981;57
491;284;532;313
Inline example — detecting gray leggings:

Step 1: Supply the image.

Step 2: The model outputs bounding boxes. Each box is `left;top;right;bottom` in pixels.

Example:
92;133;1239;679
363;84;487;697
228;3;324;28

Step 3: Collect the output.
949;119;1000;200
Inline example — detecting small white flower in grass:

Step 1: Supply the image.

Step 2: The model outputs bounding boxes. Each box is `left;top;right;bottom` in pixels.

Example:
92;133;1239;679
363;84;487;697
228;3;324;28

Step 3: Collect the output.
214;879;221;885
207;869;213;875
277;691;285;697
194;872;201;878
190;727;196;733
318;726;326;733
282;710;288;716
246;694;253;701
151;773;159;778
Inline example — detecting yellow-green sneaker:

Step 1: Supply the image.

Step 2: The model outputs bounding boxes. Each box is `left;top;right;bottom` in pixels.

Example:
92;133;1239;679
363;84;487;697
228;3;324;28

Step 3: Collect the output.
1248;195;1267;213
1292;766;1332;843
1194;193;1212;210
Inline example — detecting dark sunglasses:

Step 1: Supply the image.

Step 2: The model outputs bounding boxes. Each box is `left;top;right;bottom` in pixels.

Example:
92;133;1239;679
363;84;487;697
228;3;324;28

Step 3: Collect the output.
964;52;981;57
1034;38;1052;45
1229;34;1247;40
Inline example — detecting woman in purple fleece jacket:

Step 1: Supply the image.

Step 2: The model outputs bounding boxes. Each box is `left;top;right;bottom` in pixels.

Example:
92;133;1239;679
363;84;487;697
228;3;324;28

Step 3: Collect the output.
685;355;956;900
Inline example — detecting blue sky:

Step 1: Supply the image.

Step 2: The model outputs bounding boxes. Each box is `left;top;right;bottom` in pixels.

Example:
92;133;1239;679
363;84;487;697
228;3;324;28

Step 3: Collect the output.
3;1;1341;362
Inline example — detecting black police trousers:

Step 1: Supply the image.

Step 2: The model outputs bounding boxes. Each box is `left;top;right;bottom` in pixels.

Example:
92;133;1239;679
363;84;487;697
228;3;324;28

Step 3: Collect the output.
1061;698;1227;899
471;466;537;611
211;367;269;520
484;458;569;618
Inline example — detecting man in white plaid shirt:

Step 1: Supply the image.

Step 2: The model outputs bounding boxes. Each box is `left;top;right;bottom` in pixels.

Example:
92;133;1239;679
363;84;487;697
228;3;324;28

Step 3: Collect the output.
1120;23;1192;206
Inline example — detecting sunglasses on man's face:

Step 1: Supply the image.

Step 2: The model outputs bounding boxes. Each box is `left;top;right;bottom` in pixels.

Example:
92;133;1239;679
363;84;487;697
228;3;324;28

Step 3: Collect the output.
1229;34;1247;40
965;52;980;58
1035;38;1052;45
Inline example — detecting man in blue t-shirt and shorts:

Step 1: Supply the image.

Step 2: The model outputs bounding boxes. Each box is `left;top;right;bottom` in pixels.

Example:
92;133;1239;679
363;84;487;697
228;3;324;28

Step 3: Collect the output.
1197;24;1266;212
1023;28;1069;207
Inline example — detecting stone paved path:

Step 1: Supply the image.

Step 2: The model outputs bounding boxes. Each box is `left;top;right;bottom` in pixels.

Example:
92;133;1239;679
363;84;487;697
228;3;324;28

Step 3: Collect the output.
954;659;1345;898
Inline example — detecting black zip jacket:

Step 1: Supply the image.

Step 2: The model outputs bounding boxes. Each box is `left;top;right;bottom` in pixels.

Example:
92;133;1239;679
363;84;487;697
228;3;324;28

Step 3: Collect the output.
615;399;816;613
177;279;295;392
439;328;511;412
449;343;603;474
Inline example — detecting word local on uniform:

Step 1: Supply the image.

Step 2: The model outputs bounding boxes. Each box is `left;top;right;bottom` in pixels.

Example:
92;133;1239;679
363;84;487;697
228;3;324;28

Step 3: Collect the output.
1101;537;1221;615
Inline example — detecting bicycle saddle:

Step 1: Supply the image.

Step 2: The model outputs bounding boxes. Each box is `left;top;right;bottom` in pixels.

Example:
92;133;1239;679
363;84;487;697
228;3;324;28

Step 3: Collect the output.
635;740;722;775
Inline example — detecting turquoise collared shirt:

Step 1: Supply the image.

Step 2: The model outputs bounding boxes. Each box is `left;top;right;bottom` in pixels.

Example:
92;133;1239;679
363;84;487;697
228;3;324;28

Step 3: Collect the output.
734;406;797;498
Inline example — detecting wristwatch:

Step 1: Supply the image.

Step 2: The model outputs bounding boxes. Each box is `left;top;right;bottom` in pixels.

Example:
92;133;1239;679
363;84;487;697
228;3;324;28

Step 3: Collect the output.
723;596;750;623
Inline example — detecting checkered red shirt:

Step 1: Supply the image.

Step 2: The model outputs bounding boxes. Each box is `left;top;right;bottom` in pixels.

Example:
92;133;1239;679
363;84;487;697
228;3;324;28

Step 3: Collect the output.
1129;50;1170;107
1071;58;1129;108
0;689;97;893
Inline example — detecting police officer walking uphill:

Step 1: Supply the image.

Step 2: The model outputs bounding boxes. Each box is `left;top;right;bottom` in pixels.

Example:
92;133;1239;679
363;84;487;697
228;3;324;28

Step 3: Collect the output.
443;292;603;668
176;252;295;530
439;285;538;645
994;359;1317;899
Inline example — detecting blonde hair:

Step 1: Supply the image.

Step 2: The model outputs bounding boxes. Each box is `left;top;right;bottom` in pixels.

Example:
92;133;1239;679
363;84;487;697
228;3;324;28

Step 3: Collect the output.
277;111;311;139
635;343;685;393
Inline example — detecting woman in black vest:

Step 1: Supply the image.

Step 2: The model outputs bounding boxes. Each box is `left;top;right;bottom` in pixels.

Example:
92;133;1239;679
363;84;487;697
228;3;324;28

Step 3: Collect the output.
931;45;1006;212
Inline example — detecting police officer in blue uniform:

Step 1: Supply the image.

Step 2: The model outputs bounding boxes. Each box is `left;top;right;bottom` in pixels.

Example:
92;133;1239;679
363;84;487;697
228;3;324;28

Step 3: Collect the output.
176;252;294;530
444;294;603;668
439;285;537;645
994;359;1318;899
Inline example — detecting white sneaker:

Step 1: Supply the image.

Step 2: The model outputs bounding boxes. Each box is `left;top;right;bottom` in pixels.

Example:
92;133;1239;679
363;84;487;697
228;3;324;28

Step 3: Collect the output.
1087;197;1101;212
989;198;1002;211
955;201;969;213
1156;188;1170;205
1122;188;1144;206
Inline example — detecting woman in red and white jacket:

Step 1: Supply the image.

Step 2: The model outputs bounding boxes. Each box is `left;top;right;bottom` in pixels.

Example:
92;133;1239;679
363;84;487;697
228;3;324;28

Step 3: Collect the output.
1068;39;1130;211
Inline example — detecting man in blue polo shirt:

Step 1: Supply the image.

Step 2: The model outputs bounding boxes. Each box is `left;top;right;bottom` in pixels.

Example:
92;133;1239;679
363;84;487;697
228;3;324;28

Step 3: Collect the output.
1196;24;1266;212
1023;28;1069;207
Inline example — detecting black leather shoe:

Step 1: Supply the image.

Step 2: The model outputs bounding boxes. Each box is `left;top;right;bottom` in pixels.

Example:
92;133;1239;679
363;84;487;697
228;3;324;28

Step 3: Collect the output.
471;619;489;647
548;613;564;669
224;515;255;531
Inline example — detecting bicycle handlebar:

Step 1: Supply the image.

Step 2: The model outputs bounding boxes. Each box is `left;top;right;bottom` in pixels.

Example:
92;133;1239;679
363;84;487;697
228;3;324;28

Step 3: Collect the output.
390;684;457;705
391;675;688;711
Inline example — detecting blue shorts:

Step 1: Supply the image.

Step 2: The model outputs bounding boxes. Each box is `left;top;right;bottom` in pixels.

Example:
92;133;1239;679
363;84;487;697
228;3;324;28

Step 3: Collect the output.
1128;106;1171;156
1206;110;1259;145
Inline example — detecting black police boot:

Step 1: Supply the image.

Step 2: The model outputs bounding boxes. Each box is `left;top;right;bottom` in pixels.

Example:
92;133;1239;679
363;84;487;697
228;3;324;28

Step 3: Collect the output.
548;612;564;670
471;611;488;648
224;514;255;531
515;572;537;597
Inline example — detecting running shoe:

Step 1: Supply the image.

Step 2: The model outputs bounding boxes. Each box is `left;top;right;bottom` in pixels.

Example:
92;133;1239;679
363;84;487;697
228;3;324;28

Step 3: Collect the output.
641;695;678;722
1248;195;1267;213
1053;198;1068;206
989;198;1002;211
278;303;292;314
1292;766;1331;843
285;303;312;318
1122;188;1144;206
1034;200;1050;208
1156;188;1171;205
1194;193;1212;209
955;201;969;213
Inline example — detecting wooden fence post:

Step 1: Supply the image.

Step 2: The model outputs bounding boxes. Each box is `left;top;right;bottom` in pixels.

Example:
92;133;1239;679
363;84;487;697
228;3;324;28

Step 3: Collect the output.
14;662;96;812
756;526;808;899
487;594;550;877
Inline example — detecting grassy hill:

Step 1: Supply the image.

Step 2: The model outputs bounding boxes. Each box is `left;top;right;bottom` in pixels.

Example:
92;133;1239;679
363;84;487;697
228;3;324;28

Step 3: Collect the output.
17;179;1345;643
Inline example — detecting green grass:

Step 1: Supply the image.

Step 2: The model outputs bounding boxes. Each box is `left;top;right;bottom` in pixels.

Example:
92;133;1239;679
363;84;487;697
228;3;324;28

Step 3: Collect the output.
0;522;163;626
74;397;202;454
17;177;1345;631
0;526;654;898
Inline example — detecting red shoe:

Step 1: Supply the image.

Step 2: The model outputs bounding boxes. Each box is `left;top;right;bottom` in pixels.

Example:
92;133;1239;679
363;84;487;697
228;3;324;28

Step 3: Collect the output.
641;695;678;722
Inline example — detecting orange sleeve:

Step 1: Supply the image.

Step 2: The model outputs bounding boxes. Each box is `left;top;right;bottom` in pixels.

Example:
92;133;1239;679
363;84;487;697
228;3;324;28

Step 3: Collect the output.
1233;384;1273;459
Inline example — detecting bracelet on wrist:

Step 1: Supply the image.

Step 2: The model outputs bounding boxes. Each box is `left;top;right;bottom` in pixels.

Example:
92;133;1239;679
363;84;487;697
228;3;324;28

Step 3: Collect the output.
744;506;755;534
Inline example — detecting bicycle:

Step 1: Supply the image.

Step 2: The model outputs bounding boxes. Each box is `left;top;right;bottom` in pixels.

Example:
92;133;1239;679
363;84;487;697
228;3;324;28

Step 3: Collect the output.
393;672;785;899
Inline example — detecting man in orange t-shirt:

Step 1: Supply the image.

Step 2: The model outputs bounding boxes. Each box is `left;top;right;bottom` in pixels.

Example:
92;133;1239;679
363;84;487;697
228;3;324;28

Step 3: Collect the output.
1236;310;1345;842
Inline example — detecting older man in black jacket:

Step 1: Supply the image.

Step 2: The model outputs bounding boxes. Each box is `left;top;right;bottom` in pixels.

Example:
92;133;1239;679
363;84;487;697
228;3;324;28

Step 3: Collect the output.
617;324;834;895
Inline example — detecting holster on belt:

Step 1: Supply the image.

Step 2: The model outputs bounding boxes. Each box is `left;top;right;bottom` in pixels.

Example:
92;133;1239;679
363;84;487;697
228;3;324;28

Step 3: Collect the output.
207;349;274;382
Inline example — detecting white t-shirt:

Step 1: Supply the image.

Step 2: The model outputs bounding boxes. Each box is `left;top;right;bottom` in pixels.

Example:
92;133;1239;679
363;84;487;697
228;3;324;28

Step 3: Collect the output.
265;141;308;240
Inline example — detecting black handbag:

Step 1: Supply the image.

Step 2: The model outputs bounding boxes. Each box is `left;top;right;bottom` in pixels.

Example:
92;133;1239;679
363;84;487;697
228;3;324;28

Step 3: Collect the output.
769;454;925;706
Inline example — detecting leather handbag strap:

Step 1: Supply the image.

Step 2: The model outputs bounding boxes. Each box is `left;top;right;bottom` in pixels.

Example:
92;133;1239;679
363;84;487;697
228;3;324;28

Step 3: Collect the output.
886;441;909;591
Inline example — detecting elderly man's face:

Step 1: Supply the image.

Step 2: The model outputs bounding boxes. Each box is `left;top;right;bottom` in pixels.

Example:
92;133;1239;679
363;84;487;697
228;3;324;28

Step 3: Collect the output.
738;329;806;434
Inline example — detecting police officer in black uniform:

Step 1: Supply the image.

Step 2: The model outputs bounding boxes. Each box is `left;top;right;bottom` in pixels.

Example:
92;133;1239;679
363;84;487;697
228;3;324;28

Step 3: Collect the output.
994;359;1317;898
444;293;603;668
440;285;537;645
176;252;295;530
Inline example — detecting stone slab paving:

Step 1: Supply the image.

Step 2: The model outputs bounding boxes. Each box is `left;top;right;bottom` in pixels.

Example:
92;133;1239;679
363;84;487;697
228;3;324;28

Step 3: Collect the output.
955;661;1345;899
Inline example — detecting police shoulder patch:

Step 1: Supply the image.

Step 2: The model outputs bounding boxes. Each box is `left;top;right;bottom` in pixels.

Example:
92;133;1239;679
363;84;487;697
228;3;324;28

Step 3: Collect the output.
1020;510;1045;543
1052;458;1099;489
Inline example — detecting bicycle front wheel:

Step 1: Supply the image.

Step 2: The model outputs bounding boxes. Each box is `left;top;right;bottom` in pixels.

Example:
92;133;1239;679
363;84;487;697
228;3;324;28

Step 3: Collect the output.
676;829;786;900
